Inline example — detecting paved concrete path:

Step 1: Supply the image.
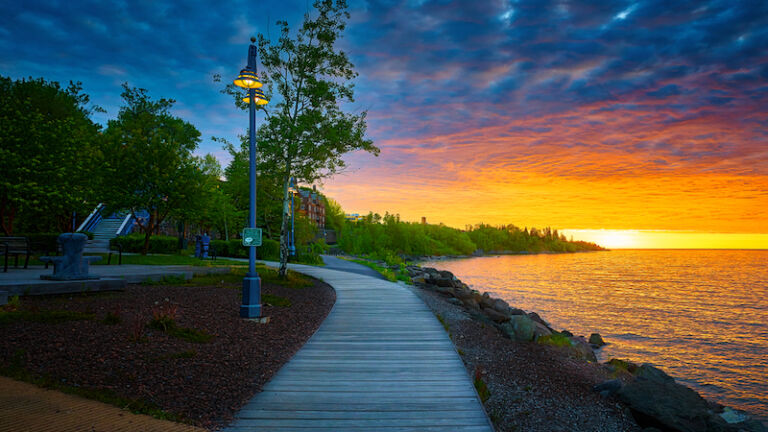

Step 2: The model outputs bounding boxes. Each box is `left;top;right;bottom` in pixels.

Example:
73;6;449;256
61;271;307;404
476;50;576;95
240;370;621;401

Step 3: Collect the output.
225;263;494;432
0;376;205;432
320;255;387;280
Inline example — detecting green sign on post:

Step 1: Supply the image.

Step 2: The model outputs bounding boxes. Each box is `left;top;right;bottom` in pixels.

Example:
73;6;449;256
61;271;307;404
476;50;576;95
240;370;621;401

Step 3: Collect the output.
242;228;262;247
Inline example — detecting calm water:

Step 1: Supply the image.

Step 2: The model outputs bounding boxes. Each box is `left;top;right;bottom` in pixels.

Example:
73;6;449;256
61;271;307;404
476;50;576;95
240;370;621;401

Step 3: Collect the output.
423;250;768;419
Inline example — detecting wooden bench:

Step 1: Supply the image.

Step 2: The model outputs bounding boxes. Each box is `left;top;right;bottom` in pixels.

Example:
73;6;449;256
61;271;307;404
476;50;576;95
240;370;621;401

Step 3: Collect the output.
0;236;31;272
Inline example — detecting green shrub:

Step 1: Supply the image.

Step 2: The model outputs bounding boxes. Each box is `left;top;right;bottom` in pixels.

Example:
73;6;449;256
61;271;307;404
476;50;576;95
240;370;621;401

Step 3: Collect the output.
537;332;572;347
258;238;280;260
111;234;179;254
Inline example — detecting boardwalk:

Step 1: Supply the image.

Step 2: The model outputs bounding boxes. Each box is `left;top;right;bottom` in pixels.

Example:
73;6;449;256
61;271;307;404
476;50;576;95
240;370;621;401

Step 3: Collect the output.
225;263;494;431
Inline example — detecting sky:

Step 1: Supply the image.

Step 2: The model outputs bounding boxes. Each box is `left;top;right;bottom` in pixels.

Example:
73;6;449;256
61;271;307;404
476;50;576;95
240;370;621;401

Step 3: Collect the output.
1;0;766;248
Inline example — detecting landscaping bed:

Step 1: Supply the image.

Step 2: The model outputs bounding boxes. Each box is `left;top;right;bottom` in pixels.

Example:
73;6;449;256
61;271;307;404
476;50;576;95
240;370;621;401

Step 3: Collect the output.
0;267;335;430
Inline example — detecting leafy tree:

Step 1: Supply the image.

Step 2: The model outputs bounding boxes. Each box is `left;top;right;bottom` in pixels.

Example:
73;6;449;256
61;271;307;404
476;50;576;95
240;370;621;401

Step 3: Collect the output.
323;196;345;233
225;0;380;276
100;85;205;254
0;76;101;234
221;139;285;239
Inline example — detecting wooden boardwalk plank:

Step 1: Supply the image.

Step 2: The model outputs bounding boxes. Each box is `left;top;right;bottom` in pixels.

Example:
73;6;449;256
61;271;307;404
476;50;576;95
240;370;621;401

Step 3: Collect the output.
223;264;494;432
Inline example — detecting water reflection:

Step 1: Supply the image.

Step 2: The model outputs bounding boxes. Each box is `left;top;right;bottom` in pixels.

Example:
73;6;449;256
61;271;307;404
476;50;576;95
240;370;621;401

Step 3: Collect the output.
423;250;768;419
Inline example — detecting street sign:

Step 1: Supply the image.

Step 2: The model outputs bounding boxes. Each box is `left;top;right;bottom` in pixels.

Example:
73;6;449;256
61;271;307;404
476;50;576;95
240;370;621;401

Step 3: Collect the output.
242;228;262;247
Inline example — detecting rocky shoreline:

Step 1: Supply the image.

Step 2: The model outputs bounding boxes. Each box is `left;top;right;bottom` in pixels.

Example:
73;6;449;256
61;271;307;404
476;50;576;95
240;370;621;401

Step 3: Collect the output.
405;265;766;432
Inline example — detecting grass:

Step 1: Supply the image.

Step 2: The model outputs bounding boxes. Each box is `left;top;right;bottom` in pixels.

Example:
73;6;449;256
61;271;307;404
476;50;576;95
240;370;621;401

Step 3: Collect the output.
263;293;291;307
81;253;247;267
347;258;412;284
474;368;491;403
134;265;313;290
435;313;450;332
0;309;95;326
0;349;184;423
537;332;572;347
148;318;213;343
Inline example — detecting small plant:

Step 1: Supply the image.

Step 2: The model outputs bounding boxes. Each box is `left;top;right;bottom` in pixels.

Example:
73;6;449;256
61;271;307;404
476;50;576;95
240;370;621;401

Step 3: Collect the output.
436;313;450;332
166;326;212;343
474;367;490;403
457;348;465;356
5;295;21;311
170;349;197;359
537;332;571;347
102;307;122;325
149;300;178;332
129;312;146;342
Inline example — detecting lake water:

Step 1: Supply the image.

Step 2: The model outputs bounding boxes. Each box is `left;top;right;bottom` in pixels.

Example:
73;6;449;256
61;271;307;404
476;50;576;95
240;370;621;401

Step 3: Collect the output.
422;250;768;420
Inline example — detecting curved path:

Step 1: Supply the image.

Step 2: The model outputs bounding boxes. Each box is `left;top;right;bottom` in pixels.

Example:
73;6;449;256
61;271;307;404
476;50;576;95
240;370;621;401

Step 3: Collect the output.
225;263;494;431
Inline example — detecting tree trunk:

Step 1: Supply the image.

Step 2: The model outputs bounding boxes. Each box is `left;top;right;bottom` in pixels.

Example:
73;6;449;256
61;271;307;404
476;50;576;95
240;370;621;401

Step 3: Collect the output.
0;195;15;235
142;213;154;255
278;175;291;278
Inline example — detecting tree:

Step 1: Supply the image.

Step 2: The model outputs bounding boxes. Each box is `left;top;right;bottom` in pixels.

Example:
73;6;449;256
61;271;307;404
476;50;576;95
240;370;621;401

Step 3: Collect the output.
101;85;204;254
0;76;102;235
226;0;379;276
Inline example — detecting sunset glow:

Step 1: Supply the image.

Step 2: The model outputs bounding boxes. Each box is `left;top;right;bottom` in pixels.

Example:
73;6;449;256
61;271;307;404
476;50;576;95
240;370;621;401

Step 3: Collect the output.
3;1;765;249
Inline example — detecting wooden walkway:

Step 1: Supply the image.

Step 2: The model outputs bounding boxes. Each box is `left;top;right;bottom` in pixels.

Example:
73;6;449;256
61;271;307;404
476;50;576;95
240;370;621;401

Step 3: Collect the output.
225;264;494;431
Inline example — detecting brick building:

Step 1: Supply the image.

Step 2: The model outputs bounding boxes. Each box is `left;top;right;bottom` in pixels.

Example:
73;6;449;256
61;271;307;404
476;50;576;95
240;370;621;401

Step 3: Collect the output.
296;188;325;229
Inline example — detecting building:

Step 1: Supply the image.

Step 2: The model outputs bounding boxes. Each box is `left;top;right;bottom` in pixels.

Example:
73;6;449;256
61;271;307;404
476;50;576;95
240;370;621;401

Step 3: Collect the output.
345;213;365;222
296;188;325;229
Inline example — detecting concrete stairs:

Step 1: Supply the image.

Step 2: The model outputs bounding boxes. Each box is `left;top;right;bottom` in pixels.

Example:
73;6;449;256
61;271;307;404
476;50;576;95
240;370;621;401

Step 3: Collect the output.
84;218;125;253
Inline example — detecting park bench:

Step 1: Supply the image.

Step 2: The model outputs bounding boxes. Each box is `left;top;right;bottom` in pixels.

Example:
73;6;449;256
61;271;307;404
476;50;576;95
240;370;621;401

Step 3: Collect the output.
0;236;30;272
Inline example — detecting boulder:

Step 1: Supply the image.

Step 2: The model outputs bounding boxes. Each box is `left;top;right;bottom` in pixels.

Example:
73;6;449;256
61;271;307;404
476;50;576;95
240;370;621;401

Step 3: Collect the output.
500;315;535;341
462;298;480;311
527;312;549;327
617;364;712;432
434;275;453;288
589;333;606;347
567;336;597;362
491;298;511;315
509;308;526;316
561;329;574;337
453;287;473;300
411;276;427;285
479;292;495;309
533;321;553;339
482;307;510;323
593;379;623;397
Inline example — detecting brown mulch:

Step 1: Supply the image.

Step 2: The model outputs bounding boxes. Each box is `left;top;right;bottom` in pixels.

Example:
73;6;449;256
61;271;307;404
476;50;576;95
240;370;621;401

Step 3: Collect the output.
0;273;335;430
411;288;641;432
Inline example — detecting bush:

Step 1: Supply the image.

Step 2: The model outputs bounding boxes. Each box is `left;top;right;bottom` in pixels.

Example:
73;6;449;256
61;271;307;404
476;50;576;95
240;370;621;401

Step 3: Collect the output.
111;234;179;254
258;238;280;261
16;233;61;254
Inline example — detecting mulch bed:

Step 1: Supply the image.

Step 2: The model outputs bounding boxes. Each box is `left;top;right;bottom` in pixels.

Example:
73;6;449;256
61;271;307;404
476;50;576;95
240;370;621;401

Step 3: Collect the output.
412;288;641;432
0;272;335;430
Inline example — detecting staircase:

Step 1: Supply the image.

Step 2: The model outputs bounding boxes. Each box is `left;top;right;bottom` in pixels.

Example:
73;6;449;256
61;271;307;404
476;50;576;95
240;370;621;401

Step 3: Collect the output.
84;218;124;253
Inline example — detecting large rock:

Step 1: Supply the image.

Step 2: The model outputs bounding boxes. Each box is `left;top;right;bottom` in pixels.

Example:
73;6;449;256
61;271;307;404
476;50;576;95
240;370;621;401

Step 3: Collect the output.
500;315;535;341
568;336;597;362
533;321;553;339
491;298;511;315
482;307;510;323
589;332;606;347
479;292;495;309
617;365;714;432
462;298;480;311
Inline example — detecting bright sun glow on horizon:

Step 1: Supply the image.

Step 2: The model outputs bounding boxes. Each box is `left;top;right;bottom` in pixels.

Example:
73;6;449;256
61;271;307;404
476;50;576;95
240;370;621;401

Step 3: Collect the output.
561;229;768;250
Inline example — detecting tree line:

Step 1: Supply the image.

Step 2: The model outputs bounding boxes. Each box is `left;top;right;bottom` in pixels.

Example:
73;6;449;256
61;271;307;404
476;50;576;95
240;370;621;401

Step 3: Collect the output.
331;211;604;262
1;0;377;273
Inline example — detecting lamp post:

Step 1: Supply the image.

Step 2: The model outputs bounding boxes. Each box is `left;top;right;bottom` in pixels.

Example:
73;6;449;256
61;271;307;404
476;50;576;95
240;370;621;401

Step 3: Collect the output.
234;37;268;318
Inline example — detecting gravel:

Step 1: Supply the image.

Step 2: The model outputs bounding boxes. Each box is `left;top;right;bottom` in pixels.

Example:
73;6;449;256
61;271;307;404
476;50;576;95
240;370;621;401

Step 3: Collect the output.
410;285;641;432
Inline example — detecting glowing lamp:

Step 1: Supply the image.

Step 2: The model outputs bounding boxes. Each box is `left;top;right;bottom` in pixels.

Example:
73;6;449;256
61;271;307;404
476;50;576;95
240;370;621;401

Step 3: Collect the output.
234;68;262;89
243;88;269;105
